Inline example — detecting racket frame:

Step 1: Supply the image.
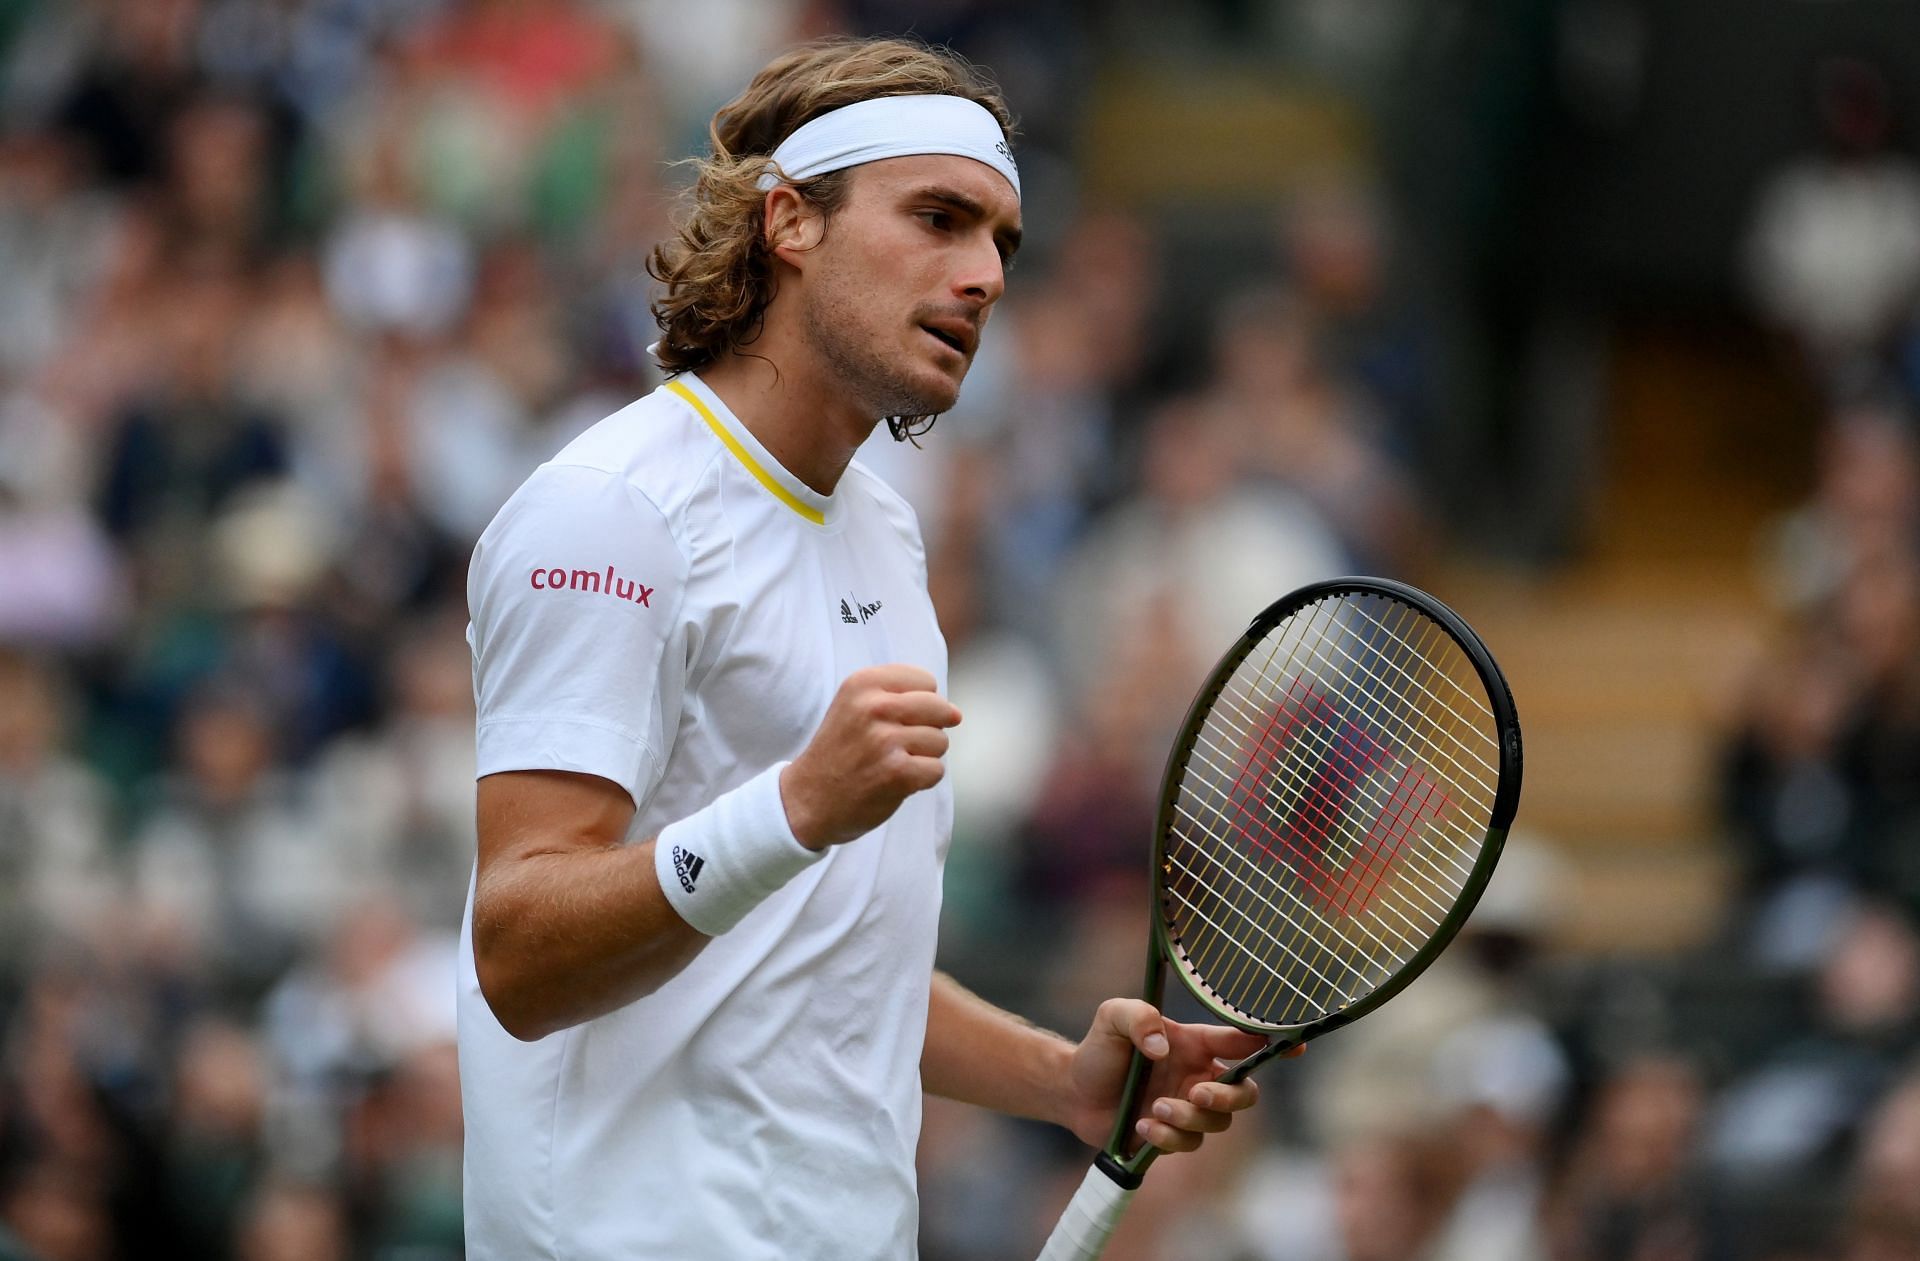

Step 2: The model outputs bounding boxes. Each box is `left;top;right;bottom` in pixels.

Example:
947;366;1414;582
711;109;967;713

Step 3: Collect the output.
1100;576;1523;1184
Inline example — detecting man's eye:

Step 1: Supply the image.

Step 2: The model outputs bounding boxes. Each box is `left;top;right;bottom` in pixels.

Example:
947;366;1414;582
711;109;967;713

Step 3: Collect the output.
919;210;952;231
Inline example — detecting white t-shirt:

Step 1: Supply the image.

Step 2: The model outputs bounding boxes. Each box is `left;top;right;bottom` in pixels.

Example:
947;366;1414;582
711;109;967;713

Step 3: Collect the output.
460;373;953;1260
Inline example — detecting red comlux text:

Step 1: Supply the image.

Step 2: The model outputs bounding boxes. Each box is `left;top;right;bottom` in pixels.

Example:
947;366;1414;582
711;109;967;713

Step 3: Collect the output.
530;565;654;607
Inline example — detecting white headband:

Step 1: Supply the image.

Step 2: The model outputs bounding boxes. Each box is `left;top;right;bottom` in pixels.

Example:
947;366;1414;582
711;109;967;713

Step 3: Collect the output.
756;94;1019;199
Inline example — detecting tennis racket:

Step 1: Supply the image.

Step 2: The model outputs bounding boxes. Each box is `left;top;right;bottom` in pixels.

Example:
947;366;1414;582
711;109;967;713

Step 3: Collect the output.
1035;576;1523;1260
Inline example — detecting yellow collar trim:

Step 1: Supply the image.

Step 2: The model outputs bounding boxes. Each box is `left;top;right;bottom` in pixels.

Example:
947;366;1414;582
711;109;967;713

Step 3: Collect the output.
666;379;826;526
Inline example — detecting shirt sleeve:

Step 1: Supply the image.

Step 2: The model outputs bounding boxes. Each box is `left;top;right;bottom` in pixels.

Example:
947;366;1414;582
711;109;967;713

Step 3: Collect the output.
466;462;690;808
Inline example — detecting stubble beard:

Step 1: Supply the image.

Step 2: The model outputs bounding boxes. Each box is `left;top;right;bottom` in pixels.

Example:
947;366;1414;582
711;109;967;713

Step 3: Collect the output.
802;284;960;422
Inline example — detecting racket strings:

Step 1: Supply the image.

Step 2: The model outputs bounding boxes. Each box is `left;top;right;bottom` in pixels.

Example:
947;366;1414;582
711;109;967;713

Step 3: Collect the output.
1180;729;1439;964
1254;613;1492;889
1177;736;1442;992
1182;708;1450;1011
1188;608;1494;1022
1299;607;1500;792
1160;879;1329;1007
1183;601;1423;1011
1185;600;1394;1010
1189;599;1357;1007
1179;712;1457;1017
1164;810;1384;994
1162;593;1502;1028
1240;605;1493;885
1213;650;1481;900
1218;604;1491;1018
1224;609;1490;1015
1190;617;1473;974
1211;613;1496;834
1344;599;1500;729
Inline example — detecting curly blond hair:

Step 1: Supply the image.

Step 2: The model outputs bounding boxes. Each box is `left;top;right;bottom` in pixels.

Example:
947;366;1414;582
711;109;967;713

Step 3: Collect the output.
647;37;1015;383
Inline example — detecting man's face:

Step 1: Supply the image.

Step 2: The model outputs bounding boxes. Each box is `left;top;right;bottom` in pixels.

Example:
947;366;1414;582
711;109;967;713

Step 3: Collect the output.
791;153;1022;420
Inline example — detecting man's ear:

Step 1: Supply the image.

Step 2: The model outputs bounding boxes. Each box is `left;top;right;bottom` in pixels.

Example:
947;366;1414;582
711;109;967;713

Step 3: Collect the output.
765;185;826;267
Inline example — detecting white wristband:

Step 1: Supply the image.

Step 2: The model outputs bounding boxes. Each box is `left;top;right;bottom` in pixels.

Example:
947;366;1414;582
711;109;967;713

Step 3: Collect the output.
655;762;825;935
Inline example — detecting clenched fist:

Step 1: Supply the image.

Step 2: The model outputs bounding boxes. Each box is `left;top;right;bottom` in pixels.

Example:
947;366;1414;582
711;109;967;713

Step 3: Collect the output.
779;664;961;850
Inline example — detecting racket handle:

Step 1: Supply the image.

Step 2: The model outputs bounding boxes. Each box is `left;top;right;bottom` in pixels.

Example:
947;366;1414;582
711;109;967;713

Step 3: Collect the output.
1034;1160;1138;1261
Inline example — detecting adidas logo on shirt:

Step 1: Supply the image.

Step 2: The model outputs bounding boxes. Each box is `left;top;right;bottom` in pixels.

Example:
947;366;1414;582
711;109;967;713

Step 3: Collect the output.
671;846;705;893
838;594;883;625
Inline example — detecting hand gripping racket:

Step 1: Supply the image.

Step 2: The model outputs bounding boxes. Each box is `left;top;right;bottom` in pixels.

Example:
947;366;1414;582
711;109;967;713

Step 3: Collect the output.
1035;577;1523;1260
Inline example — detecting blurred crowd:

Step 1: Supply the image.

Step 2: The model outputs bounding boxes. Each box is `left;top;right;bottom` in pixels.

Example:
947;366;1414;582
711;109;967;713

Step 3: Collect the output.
1;1;1920;1260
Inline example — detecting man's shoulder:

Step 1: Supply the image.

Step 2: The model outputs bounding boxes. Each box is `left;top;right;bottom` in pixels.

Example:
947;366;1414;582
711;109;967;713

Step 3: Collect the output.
476;386;714;566
543;384;715;504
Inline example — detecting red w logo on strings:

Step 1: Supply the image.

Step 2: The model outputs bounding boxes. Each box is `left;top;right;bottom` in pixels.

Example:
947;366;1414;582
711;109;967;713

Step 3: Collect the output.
1225;679;1452;918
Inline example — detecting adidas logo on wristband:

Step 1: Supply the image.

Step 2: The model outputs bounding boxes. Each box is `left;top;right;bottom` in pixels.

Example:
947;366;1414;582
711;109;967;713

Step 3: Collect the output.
671;846;706;893
654;763;822;936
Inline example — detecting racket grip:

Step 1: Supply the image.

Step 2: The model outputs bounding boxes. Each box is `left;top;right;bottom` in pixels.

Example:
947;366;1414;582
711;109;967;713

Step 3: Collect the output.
1034;1161;1138;1261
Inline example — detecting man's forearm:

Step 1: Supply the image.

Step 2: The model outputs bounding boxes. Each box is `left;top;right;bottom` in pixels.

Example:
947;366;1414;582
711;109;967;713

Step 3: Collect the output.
922;971;1076;1127
474;837;708;1041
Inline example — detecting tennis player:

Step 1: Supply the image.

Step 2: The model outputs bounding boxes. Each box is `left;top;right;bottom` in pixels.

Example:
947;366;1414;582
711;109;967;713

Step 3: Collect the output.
459;37;1264;1259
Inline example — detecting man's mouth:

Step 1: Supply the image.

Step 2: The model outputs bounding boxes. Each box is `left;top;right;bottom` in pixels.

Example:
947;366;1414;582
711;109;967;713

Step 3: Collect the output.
920;324;971;356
